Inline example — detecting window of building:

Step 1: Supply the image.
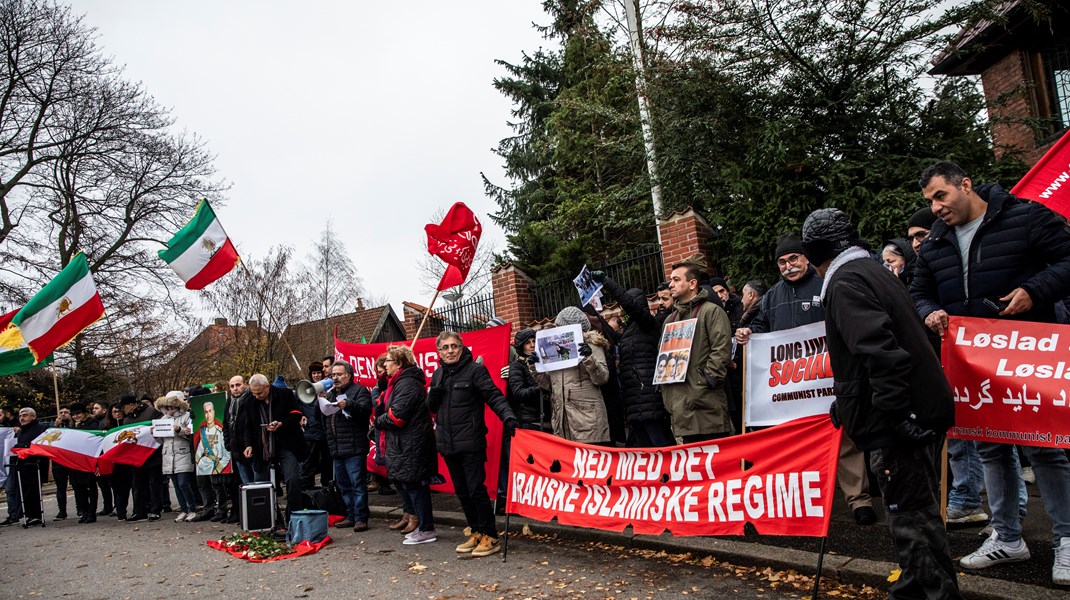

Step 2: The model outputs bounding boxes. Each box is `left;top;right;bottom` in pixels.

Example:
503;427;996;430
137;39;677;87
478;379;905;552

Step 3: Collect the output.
1033;41;1070;143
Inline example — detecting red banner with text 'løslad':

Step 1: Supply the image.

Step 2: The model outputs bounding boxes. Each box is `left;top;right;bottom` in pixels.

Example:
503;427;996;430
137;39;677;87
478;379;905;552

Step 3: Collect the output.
943;316;1070;449
507;415;841;537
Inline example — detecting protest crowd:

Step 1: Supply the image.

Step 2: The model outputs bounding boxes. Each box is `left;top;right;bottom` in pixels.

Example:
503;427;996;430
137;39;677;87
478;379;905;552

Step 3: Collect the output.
3;161;1070;599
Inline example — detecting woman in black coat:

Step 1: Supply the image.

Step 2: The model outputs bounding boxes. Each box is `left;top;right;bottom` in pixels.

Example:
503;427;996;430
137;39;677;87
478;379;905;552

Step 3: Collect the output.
374;345;438;545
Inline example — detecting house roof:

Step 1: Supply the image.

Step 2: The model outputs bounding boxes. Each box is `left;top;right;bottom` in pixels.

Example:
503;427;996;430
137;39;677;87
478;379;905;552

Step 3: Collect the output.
929;2;1044;76
283;305;405;365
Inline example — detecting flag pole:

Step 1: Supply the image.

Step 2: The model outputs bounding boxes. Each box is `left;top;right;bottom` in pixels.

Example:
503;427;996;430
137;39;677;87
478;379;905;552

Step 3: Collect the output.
50;363;61;415
237;258;302;373
410;290;441;346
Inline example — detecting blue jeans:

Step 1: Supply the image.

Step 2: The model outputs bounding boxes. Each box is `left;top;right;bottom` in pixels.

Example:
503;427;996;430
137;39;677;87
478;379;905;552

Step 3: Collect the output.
947;439;984;510
977;442;1070;544
169;472;198;513
235;461;271;486
397;480;434;532
333;455;369;522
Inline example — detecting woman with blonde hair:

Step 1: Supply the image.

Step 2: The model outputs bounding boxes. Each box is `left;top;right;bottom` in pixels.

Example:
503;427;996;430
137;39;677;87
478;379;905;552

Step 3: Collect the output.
374;345;438;545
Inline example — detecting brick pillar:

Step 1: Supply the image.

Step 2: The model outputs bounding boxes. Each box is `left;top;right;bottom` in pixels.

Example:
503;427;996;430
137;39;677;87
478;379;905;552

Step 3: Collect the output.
491;264;537;334
657;207;713;277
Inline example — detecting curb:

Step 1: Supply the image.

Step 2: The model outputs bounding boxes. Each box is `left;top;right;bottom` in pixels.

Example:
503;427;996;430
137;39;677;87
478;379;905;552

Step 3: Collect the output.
369;503;1063;600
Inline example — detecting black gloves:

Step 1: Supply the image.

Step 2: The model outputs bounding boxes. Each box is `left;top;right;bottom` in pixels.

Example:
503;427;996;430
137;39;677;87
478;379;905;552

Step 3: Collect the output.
526;354;539;366
702;374;721;390
829;401;841;429
894;418;936;445
578;343;593;358
589;270;606;283
504;418;518;437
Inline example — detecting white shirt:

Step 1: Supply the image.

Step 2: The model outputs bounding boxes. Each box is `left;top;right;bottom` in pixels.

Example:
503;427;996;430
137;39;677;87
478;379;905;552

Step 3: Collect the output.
954;214;984;298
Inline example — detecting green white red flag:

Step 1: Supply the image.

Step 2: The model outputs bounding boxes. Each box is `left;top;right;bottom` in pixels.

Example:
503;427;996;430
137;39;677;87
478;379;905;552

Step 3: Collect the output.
158;200;240;290
14;427;101;472
98;421;160;468
9;252;105;363
0;309;53;375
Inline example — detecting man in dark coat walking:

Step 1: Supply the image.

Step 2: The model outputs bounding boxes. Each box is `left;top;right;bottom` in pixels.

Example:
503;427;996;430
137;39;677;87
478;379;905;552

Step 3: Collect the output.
802;208;961;600
428;331;517;558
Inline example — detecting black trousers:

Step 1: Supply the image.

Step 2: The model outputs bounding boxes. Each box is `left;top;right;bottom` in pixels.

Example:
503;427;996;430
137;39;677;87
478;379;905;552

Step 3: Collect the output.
110;465;133;518
17;460;45;520
131;465;162;515
444;451;495;537
96;474;113;513
72;471;98;517
870;444;963;600
52;463;69;514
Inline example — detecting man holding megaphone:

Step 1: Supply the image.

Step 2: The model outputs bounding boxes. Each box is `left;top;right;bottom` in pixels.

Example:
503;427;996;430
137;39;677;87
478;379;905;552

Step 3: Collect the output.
323;361;372;532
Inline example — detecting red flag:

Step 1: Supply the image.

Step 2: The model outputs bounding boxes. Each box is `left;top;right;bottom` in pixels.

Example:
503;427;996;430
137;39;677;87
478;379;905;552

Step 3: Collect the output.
425;202;482;291
1011;129;1070;219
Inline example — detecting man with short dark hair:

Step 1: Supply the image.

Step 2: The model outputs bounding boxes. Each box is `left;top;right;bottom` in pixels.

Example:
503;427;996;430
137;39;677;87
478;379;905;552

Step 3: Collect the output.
660;262;733;443
324;360;372;532
912;161;1070;584
70;403;99;523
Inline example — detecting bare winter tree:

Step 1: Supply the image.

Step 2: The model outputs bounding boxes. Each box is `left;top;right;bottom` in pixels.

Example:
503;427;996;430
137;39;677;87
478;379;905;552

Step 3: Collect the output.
299;221;364;350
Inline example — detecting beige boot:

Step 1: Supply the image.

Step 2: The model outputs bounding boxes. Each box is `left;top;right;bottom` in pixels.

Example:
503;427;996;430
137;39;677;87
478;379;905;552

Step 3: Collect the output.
400;514;418;535
388;512;413;531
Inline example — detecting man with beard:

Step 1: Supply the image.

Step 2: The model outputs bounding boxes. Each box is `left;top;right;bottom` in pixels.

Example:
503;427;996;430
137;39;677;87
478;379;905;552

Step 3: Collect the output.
736;233;876;526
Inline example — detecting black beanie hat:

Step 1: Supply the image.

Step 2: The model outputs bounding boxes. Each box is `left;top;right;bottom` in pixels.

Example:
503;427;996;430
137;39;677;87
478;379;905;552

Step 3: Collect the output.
907;207;936;231
774;233;805;260
513;328;536;351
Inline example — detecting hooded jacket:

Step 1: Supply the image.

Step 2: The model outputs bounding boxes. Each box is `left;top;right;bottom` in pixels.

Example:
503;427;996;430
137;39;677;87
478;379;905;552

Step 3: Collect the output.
428;347;515;456
824;250;954;450
911;183;1070;324
535;330;612;444
659;288;734;436
374;366;437;483
507;354;550;426
324;379;372;458
748;267;824;333
600;276;672;425
154;407;194;475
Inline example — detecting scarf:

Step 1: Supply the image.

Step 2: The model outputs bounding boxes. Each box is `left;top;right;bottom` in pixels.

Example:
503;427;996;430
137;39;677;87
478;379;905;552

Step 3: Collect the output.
820;246;870;300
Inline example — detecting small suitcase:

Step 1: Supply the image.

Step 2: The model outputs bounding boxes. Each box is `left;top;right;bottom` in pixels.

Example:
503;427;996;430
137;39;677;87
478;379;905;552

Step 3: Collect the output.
240;482;275;532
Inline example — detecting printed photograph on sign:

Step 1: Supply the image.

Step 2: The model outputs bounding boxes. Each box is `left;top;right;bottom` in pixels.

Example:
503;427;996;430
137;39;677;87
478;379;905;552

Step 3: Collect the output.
189;392;232;475
534;323;583;373
654;318;697;384
573;265;603;308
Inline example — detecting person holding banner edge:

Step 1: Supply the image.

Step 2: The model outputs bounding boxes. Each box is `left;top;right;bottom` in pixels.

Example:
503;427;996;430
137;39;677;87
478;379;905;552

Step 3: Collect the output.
911;161;1070;585
801;207;962;600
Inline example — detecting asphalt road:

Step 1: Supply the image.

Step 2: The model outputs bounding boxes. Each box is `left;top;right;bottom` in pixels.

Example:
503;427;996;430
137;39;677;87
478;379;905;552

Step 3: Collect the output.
0;494;882;600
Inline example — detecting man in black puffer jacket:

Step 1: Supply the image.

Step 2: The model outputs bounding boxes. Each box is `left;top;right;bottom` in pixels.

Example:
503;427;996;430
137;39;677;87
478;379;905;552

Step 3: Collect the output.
803;208;960;600
324;361;372;531
591;271;675;447
428;331;517;558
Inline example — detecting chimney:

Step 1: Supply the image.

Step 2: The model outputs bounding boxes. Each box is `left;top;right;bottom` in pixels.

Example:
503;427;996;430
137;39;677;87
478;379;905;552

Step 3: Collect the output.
245;320;259;329
214;317;227;326
356;297;364;310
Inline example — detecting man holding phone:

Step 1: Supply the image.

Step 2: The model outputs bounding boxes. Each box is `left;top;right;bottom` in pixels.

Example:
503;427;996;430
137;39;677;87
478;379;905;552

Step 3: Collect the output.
911;162;1070;585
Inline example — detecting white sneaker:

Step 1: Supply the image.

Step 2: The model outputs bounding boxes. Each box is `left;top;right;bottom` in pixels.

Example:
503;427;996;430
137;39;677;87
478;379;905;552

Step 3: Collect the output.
174;512;188;523
184;511;198;522
1055;537;1070;586
1021;466;1036;485
402;529;437;545
960;530;1031;569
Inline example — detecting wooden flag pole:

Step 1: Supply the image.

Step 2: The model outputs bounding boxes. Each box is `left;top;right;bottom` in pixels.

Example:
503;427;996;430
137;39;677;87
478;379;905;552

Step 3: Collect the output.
50;363;61;415
237;259;302;373
410;289;441;345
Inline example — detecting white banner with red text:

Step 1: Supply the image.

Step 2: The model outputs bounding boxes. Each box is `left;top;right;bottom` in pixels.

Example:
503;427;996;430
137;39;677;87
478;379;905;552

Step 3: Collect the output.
943;316;1070;448
334;324;512;494
507;415;841;537
744;322;835;427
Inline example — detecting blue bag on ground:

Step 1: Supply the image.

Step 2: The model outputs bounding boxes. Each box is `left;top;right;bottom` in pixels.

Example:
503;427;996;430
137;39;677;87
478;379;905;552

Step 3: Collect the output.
287;510;329;544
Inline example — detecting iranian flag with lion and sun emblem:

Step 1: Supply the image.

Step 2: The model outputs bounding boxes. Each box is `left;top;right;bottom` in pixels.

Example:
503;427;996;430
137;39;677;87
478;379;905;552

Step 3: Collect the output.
15;422;160;473
158;200;240;290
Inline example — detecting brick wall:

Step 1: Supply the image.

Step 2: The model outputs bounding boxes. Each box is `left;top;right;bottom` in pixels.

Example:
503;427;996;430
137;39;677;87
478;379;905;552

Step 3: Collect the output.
980;50;1057;165
490;264;537;334
657;207;713;277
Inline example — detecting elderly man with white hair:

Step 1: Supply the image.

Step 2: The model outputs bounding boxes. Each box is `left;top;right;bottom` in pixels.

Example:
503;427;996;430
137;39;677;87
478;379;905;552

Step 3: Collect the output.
1;408;48;526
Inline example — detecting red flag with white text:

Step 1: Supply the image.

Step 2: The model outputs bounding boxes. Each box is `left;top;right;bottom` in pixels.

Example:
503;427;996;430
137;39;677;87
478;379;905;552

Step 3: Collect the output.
1011;128;1070;219
425;202;482;291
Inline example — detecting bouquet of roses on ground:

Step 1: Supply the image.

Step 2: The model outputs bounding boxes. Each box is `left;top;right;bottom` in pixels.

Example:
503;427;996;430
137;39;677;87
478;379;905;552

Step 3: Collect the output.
218;532;294;560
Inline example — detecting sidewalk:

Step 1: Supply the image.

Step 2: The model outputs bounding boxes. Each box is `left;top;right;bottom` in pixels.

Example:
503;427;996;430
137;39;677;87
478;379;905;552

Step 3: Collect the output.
367;482;1066;600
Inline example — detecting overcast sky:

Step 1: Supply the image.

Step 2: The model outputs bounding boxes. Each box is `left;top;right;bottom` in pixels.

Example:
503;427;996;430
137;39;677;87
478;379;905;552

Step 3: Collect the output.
68;0;552;323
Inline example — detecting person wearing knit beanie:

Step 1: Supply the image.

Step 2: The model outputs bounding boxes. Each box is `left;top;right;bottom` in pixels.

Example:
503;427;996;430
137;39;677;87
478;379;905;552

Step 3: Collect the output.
554;306;590;332
907;207;936;254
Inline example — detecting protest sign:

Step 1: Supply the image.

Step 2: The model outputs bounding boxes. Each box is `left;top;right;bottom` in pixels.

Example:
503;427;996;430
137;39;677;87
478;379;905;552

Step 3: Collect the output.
151;418;175;438
0;427;15;485
573;265;603;308
334;324;511;494
507;414;840;537
654;318;697;384
534;324;583;373
189;392;232;475
943;316;1070;448
743;322;835;427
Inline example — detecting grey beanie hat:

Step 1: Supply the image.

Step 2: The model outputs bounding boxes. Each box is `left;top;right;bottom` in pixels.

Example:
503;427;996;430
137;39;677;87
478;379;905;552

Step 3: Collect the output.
555;306;591;332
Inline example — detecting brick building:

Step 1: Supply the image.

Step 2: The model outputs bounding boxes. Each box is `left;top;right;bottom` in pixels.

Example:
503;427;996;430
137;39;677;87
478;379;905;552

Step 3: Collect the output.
931;2;1070;164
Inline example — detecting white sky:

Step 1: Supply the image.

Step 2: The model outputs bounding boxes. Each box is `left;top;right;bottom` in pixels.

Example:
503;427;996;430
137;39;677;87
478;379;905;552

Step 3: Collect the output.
68;0;552;322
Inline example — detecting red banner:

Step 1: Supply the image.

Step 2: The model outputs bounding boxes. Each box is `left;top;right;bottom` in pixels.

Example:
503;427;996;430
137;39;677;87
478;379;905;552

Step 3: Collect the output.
333;324;512;494
1011;128;1070;220
507;415;841;537
425;202;482;291
943;316;1070;448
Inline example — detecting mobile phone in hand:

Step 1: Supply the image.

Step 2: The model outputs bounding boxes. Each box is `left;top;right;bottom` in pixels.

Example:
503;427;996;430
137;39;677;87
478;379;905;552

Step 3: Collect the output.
982;298;1007;314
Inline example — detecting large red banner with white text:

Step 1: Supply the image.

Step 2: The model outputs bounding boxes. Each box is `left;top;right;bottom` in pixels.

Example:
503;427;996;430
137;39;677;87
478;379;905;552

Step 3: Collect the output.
507;415;841;537
334;324;512;494
943;317;1070;448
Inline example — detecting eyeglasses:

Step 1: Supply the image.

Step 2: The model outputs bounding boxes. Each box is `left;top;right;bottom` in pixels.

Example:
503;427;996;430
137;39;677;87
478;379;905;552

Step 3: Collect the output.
437;344;462;351
383;358;396;364
909;230;930;242
777;254;803;267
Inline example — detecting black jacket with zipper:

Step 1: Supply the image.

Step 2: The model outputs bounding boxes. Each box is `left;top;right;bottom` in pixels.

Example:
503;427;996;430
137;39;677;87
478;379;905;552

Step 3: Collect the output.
428;347;515;456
